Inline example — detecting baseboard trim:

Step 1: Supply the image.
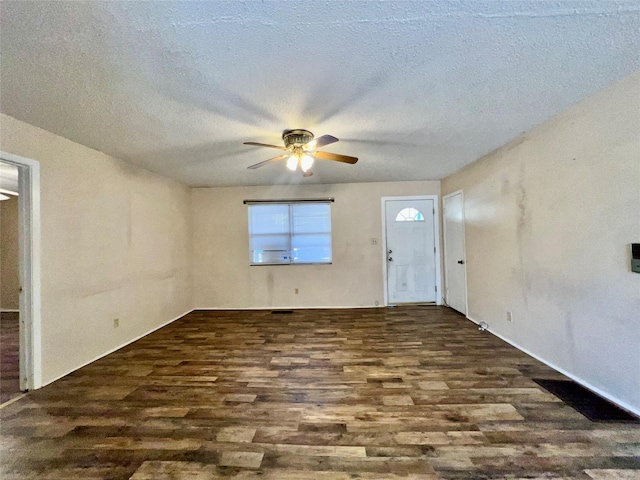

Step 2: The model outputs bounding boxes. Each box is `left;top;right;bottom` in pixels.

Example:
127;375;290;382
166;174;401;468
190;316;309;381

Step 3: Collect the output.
43;308;194;387
0;309;20;312
194;305;386;311
466;315;640;418
0;393;27;409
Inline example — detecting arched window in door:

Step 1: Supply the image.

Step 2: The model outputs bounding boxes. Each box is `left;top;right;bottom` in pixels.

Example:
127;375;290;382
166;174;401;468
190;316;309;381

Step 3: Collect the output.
395;207;424;222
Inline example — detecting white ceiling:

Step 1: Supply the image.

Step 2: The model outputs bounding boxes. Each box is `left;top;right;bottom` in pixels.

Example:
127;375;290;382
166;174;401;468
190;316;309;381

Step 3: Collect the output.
1;1;639;187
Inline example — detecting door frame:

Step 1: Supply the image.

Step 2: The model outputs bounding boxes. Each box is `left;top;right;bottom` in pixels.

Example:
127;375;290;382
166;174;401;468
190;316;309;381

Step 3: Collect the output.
442;190;468;315
381;195;442;307
1;151;42;391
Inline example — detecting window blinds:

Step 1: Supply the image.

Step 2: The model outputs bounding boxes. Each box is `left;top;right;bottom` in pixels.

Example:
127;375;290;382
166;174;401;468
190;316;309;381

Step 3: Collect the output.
248;202;332;265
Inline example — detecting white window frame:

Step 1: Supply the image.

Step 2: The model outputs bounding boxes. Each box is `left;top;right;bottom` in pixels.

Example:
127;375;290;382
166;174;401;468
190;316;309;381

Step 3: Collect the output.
245;199;333;266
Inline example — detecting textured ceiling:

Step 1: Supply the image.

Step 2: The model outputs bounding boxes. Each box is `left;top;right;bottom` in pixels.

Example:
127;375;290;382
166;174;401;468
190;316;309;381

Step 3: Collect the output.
1;1;639;187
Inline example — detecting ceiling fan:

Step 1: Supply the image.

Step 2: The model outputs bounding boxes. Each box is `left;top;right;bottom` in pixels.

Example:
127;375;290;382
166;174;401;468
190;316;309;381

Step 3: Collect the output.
244;129;358;176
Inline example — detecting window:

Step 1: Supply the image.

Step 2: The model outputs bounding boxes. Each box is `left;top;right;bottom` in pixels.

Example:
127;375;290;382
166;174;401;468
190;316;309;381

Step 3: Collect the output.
248;202;332;265
395;207;424;222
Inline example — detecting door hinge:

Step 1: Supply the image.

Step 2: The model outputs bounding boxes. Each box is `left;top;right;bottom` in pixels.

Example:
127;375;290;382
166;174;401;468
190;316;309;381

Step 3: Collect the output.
435;286;437;292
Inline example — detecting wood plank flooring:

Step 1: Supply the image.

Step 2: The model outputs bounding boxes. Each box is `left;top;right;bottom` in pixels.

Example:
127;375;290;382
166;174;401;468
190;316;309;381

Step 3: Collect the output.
0;311;20;404
1;306;638;479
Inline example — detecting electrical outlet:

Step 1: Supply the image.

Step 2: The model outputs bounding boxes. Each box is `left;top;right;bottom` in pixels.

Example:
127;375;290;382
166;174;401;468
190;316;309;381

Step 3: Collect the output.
113;318;119;328
506;311;513;322
375;300;379;306
295;288;299;294
370;238;378;245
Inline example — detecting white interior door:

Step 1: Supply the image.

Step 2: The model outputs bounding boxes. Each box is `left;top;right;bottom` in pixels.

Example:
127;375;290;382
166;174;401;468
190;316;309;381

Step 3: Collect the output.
443;191;467;314
385;199;436;304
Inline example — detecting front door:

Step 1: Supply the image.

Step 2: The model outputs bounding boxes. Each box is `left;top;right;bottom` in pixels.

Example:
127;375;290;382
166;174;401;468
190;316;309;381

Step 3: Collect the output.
384;199;436;304
443;191;467;314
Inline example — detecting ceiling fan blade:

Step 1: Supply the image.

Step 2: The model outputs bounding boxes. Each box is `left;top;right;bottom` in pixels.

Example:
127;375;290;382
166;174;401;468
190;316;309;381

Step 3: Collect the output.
247;154;290;170
313;150;358;164
243;142;288;151
310;135;339;149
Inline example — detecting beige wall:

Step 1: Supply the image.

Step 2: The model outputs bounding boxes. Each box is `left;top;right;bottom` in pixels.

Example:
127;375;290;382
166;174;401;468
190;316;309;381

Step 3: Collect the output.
442;72;640;414
192;181;440;309
3;69;637;414
1;195;20;310
0;114;193;385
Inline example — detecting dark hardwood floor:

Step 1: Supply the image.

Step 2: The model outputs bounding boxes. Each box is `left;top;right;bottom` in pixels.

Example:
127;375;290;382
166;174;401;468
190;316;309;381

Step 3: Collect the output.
1;306;638;479
0;311;20;404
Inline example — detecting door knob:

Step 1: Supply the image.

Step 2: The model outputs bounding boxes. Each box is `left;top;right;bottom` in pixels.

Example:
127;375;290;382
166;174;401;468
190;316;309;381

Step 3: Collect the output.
457;260;465;265
388;257;393;262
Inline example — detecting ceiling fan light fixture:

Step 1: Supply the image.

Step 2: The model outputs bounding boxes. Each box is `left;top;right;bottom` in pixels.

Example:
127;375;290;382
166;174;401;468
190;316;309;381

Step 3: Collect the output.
282;129;314;148
245;129;358;171
286;155;298;171
300;154;314;173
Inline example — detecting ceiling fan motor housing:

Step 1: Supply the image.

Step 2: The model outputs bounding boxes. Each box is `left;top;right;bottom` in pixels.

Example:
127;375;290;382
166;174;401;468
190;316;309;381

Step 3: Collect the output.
283;129;314;148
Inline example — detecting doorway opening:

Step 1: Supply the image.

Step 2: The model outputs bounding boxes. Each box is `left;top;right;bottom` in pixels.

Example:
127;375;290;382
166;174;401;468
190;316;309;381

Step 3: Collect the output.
0;152;41;401
1;162;20;402
381;196;442;306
